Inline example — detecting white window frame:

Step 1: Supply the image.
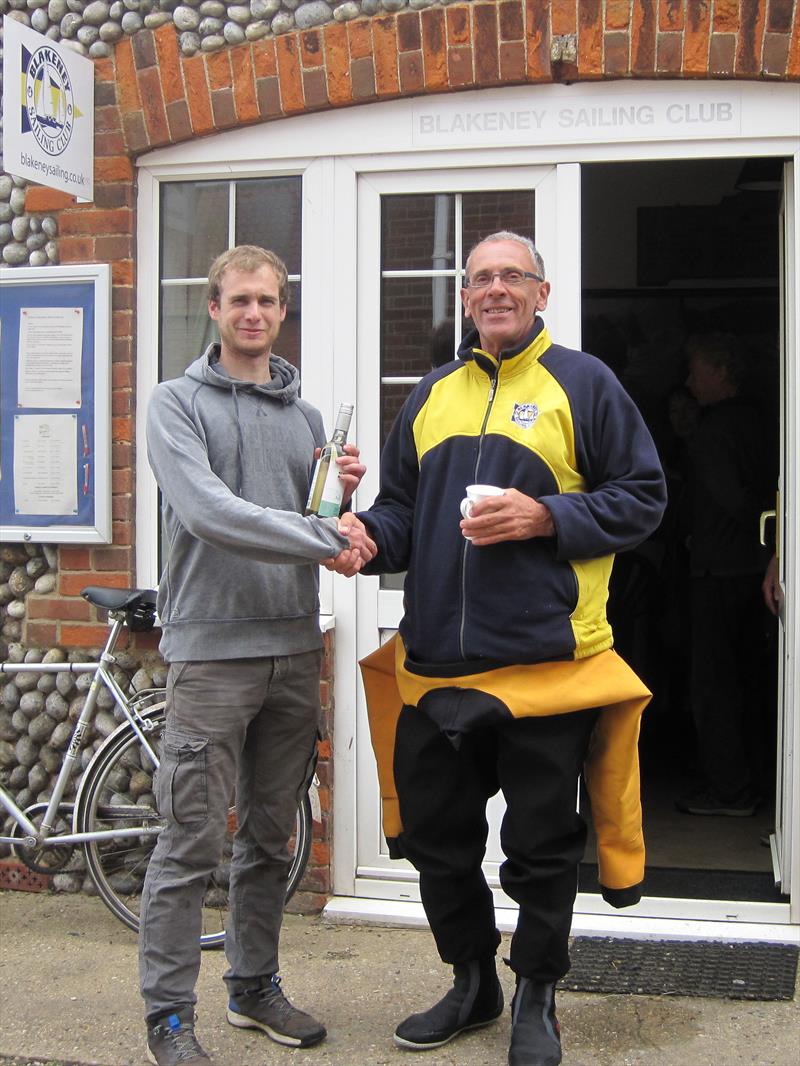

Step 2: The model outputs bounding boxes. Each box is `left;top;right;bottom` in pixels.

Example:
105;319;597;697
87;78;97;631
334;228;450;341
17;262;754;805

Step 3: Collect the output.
135;159;344;615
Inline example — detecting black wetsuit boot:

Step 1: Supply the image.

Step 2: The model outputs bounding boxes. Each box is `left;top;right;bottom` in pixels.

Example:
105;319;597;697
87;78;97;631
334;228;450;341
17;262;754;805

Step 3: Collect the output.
394;958;503;1051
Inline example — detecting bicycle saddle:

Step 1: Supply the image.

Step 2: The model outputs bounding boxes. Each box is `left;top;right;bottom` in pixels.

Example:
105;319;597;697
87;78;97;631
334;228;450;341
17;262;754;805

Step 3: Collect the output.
81;587;157;611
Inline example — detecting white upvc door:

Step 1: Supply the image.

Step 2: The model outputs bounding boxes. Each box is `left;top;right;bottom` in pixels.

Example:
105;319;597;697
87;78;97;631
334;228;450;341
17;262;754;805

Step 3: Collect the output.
351;163;572;906
772;160;799;912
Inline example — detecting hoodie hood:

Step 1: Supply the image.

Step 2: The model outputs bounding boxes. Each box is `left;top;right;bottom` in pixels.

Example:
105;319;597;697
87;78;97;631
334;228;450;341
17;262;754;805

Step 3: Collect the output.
185;343;300;404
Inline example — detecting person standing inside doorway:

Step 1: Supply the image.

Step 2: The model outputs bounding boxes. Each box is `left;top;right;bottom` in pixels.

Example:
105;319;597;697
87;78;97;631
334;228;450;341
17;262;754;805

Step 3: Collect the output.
142;245;372;1065
677;331;775;817
338;232;666;1065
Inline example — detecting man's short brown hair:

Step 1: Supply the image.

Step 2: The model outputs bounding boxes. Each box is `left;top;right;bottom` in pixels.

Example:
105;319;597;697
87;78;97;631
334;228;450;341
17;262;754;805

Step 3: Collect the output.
207;246;289;306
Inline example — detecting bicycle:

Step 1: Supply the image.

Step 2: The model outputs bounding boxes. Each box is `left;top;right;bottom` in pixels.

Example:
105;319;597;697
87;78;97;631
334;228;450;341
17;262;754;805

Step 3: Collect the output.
0;586;314;947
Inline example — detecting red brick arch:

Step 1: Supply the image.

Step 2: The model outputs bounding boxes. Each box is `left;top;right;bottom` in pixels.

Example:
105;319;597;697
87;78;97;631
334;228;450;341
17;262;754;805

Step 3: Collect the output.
99;1;800;161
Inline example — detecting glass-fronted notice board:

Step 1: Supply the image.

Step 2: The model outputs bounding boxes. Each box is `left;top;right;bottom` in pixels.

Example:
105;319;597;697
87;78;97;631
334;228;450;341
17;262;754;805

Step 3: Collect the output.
0;263;111;543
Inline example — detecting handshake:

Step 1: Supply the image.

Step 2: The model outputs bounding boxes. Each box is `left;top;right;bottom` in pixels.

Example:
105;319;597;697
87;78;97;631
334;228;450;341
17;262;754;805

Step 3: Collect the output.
322;514;377;577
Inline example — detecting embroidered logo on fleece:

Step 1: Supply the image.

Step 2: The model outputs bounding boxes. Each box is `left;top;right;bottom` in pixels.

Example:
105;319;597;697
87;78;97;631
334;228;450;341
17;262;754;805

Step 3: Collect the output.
511;402;539;429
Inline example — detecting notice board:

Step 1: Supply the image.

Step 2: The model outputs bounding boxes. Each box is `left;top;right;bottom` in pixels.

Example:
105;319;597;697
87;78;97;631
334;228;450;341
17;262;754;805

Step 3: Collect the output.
0;263;111;543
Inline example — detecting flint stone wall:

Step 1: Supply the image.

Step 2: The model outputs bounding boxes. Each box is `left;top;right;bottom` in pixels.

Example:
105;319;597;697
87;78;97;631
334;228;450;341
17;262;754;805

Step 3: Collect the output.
0;544;166;894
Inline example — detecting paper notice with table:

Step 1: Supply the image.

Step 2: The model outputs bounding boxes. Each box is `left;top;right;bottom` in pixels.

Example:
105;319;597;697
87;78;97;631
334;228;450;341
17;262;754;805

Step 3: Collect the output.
13;414;78;515
17;307;83;408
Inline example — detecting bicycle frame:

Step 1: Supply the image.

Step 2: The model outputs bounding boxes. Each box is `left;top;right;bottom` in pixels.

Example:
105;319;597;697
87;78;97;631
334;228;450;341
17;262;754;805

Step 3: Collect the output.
0;613;163;850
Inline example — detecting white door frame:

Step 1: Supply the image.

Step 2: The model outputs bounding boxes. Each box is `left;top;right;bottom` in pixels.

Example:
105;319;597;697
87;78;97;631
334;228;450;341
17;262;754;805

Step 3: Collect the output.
351;162;570;902
773;159;799;916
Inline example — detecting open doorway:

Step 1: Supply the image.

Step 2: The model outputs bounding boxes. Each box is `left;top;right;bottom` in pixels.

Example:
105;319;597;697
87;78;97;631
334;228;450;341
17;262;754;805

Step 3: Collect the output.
580;158;783;904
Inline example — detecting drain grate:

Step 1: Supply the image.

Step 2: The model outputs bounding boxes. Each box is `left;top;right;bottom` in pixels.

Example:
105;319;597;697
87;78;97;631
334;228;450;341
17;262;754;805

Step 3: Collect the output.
559;937;799;1000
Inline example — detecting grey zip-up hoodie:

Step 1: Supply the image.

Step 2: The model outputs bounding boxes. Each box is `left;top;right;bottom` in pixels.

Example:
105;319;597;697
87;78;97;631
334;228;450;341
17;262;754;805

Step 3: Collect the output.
146;344;349;662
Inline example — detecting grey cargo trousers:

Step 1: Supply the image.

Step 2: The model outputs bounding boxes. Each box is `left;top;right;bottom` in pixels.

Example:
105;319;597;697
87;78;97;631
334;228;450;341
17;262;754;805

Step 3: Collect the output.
139;651;321;1020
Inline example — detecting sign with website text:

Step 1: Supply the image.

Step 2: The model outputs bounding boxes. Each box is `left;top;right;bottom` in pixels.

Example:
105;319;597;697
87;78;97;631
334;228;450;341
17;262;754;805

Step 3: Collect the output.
2;17;94;201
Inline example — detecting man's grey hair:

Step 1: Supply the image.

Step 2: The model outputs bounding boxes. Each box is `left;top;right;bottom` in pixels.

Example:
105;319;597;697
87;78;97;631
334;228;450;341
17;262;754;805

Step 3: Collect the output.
465;231;546;280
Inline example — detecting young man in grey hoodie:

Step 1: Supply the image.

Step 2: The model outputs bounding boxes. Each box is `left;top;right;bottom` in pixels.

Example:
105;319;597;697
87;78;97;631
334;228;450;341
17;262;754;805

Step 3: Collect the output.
142;245;374;1066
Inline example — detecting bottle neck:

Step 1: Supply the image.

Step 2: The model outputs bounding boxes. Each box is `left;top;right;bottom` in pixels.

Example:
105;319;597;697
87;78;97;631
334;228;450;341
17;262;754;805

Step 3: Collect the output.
331;406;353;444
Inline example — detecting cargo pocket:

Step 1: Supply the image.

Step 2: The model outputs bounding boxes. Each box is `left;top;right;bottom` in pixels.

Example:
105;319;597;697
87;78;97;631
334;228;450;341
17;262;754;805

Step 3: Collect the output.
156;728;210;825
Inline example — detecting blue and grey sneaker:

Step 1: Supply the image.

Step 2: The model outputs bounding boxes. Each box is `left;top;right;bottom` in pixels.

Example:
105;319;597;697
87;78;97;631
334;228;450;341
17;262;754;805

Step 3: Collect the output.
146;1008;211;1065
227;974;326;1048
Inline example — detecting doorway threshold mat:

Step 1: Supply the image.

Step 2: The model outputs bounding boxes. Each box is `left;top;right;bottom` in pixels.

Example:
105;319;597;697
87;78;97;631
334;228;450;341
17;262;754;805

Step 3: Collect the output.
559;937;799;1000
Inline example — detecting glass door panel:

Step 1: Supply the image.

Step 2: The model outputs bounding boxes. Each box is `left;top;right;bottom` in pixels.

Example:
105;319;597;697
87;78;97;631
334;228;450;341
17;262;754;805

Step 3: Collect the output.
380;276;458;379
381;194;455;271
377;187;538;591
235;177;303;273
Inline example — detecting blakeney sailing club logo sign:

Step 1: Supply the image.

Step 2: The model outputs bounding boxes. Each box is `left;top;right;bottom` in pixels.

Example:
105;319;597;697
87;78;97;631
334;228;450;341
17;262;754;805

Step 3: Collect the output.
23;42;75;155
2;17;94;200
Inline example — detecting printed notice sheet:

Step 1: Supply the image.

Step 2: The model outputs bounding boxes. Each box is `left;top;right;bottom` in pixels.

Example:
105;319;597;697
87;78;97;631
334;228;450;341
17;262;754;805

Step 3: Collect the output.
18;307;83;408
13;414;78;515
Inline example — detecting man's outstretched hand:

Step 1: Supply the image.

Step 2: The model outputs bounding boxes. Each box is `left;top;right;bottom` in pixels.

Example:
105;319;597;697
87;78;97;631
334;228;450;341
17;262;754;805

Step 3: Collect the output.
322;514;377;576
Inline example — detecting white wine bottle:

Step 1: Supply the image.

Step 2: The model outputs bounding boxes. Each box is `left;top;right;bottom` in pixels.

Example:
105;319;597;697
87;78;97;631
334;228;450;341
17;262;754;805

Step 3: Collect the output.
305;403;354;517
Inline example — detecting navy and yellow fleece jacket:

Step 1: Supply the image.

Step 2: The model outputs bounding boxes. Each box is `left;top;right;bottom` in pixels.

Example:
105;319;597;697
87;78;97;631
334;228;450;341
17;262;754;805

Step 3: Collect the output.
358;319;667;667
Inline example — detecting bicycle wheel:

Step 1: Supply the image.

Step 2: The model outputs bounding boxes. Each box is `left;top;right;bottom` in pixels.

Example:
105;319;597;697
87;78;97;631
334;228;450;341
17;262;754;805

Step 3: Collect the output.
287;783;313;901
76;704;313;948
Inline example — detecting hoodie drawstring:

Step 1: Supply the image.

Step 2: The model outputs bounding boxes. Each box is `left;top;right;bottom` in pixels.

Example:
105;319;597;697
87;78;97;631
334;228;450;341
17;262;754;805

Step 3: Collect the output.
230;385;246;497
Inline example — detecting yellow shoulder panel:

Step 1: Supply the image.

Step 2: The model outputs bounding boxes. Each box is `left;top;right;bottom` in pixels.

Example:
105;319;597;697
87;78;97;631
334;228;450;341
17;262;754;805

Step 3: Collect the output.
412;365;489;464
412;330;585;495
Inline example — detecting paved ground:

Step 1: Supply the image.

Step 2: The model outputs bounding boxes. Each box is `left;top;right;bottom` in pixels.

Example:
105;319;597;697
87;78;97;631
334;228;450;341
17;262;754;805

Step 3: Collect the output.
0;891;798;1065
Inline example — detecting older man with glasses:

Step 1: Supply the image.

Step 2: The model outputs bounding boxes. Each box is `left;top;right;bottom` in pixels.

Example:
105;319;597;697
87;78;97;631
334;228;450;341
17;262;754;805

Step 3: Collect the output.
337;231;667;1065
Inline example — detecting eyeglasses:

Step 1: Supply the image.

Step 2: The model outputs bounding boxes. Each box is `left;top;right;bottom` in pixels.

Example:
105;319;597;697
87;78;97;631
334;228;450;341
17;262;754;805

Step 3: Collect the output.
464;269;544;290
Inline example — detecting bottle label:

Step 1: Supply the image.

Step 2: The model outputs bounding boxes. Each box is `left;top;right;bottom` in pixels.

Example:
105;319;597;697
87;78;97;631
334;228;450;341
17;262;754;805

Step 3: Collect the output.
305;404;353;516
316;459;344;517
